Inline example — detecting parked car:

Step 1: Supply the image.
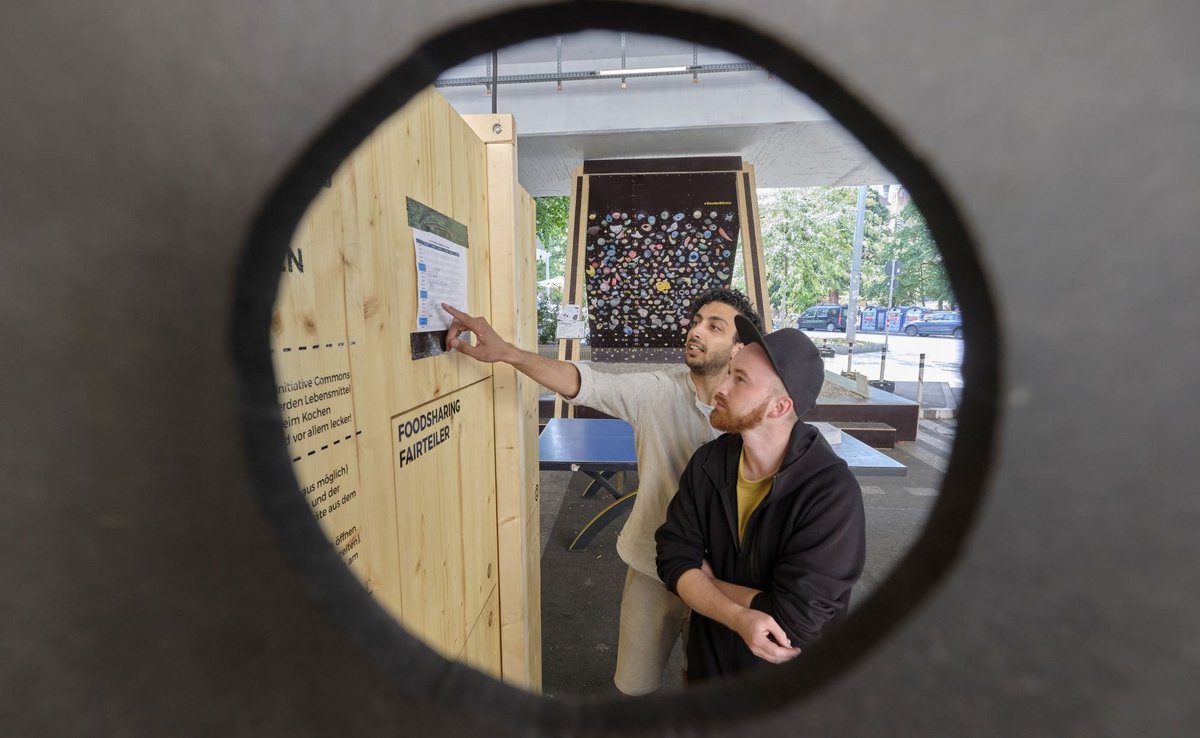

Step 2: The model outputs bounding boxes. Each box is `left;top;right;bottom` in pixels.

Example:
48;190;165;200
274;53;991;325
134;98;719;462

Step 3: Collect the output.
797;304;852;332
903;312;963;338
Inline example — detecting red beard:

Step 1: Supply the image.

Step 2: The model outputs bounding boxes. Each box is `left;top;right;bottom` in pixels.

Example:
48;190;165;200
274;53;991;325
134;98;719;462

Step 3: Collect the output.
710;397;771;433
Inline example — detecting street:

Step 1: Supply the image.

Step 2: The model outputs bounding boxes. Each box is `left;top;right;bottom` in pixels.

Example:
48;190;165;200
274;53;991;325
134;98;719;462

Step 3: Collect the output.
808;330;966;385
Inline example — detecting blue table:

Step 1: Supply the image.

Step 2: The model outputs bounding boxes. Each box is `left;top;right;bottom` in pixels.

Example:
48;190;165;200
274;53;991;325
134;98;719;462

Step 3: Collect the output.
538;418;637;500
538;417;905;550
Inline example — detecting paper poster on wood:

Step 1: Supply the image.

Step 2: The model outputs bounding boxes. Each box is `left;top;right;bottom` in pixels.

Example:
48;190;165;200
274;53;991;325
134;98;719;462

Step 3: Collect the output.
412;228;468;333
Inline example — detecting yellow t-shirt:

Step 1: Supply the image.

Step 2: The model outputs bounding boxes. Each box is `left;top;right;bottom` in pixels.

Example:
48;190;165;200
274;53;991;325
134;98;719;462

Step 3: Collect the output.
737;452;773;543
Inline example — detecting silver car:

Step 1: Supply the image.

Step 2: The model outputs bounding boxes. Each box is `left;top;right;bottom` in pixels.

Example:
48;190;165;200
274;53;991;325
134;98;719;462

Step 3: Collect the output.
903;312;963;339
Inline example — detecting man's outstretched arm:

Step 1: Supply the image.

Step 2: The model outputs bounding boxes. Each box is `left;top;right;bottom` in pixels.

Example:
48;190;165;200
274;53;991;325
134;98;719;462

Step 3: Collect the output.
442;303;581;399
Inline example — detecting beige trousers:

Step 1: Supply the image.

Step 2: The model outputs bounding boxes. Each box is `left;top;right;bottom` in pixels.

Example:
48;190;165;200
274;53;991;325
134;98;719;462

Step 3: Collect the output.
613;567;690;695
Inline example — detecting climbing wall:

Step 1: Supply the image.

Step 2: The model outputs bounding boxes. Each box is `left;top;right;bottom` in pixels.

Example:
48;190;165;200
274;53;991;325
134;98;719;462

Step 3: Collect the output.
562;157;768;365
584;171;741;359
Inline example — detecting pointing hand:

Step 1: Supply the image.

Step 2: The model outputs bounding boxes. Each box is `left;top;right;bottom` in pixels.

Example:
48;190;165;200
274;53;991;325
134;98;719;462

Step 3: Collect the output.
442;303;513;363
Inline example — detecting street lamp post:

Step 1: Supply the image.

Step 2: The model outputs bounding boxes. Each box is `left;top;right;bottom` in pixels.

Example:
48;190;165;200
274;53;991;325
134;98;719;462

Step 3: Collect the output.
846;185;866;374
880;258;900;379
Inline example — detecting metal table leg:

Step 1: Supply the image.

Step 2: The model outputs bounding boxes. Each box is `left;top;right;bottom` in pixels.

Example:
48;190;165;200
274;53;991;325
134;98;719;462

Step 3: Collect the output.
580;470;623;499
568;491;637;551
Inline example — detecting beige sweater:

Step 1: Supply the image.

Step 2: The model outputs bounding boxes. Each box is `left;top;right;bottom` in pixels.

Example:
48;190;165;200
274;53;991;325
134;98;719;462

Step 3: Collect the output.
569;363;718;581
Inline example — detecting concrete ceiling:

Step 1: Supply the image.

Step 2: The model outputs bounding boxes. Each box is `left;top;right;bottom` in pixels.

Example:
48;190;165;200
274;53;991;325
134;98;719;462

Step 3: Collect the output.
515;122;895;197
437;32;896;196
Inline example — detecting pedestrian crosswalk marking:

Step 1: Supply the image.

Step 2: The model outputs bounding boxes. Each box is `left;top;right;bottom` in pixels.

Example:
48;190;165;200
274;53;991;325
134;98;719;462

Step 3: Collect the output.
861;485;939;497
897;441;947;472
916;427;955;454
919;418;957;437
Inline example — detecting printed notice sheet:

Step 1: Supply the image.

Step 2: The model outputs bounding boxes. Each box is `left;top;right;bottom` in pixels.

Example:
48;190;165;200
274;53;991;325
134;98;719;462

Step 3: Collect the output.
412;227;468;332
556;303;588;340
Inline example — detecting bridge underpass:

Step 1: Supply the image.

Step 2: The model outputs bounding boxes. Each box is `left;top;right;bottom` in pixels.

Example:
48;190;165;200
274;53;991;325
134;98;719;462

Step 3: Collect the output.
437;31;897;196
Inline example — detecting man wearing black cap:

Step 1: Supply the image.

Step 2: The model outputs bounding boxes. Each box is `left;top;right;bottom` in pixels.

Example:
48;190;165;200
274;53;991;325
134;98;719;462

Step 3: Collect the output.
655;317;866;680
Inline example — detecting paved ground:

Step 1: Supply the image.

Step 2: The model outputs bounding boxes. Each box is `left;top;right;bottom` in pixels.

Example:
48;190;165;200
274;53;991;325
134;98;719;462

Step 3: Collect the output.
824;332;965;386
538;416;959;699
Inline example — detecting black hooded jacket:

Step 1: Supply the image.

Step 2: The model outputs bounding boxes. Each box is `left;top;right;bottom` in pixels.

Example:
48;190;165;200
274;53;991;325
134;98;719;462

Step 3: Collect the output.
655;421;866;681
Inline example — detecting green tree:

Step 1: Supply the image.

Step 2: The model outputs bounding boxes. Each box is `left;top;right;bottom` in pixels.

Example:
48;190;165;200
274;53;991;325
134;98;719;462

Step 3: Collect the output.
535;196;570;343
868;202;956;309
535;196;570;281
739;187;890;324
536;287;563;344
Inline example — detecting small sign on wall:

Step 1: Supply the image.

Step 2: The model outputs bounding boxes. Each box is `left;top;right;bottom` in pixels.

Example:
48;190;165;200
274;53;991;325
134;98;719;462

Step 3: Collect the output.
412;227;468;333
556;304;587;340
405;197;470;360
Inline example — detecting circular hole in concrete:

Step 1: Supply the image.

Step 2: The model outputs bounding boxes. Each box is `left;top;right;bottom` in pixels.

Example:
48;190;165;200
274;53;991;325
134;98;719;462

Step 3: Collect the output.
234;4;999;734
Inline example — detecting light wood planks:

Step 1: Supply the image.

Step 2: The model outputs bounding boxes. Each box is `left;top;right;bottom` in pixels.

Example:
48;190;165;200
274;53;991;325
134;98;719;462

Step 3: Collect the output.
555;167;589;419
735;163;772;327
390;380;496;652
459;585;501;681
273;88;536;684
273;174;369;588
462;113;542;690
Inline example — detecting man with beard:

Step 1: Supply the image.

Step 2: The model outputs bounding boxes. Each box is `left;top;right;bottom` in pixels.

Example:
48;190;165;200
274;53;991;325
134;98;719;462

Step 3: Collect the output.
441;289;762;695
656;317;865;681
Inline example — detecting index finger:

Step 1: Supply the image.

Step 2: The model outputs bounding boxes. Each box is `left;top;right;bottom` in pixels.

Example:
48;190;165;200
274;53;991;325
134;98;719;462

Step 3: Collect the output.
441;303;473;324
441;304;473;346
441;304;469;348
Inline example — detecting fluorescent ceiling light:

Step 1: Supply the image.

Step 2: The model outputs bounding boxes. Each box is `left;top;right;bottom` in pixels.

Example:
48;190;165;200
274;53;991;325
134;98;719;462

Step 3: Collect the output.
594;66;689;77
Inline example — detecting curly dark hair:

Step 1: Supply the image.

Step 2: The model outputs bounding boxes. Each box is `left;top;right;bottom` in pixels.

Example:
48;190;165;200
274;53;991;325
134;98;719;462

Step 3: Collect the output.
691;287;763;333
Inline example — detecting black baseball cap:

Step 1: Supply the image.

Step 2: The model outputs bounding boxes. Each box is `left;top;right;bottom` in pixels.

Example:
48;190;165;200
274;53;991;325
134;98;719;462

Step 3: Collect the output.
734;314;826;414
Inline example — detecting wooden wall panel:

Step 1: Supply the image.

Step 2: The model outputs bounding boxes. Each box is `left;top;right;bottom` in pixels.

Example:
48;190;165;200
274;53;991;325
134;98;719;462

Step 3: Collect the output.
273;181;370;586
462;114;541;690
515;187;542;692
457;383;500;627
522;511;543;693
341;147;406;616
460;586;502;682
391;379;495;654
427;93;454;206
276;88;534;681
735;163;772;327
555;167;589;418
351;92;490;422
517;189;541;523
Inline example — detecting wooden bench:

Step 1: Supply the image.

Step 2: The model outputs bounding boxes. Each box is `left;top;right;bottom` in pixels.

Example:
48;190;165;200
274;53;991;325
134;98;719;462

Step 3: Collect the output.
830;421;897;449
